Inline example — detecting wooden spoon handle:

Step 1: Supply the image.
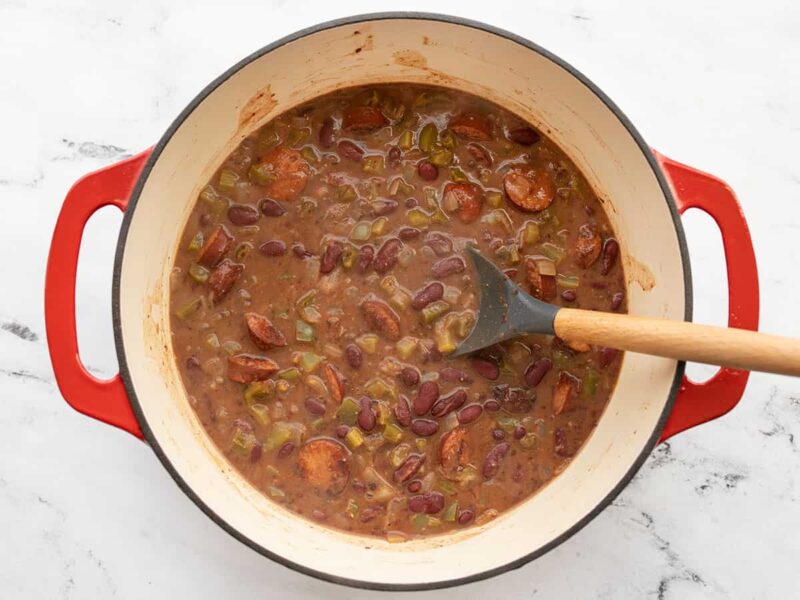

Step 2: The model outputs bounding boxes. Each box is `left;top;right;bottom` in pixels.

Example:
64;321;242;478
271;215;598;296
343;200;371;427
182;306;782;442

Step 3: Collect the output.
554;308;800;376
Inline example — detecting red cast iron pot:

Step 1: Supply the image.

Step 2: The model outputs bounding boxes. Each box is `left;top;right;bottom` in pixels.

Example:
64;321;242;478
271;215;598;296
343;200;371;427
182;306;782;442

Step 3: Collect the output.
44;13;758;591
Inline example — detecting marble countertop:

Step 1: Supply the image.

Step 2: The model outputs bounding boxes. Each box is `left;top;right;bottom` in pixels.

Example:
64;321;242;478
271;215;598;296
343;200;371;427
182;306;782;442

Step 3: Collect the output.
2;1;798;598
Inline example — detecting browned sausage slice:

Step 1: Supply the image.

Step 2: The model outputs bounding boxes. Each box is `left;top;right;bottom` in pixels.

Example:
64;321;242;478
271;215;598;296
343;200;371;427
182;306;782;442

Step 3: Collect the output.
503;168;555;212
439;427;470;476
574;223;602;268
297;438;350;495
442;182;483;224
207;259;244;302
449;112;493;140
227;353;279;383
524;256;556;301
322;363;347;404
360;297;401;341
253;147;310;201
342;106;388;132
197;224;234;268
245;312;287;350
553;371;581;415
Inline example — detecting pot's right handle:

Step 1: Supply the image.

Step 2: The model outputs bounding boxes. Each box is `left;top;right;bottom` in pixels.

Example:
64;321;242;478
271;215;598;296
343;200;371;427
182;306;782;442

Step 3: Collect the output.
45;151;152;439
653;151;759;442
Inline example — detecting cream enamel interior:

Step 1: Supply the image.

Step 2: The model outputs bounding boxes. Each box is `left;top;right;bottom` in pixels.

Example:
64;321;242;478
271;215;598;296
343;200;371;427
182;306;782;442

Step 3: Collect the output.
117;18;686;586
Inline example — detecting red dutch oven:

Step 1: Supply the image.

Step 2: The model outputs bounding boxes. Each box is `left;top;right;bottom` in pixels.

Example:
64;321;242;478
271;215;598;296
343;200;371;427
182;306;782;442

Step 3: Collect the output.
44;13;758;590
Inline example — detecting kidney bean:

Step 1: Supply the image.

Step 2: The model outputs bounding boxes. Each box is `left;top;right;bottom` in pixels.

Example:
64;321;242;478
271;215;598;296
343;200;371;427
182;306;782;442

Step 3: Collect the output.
470;356;499;380
320;240;343;274
351;480;367;493
359;506;381;523
492;428;505;440
599;346;619;368
335;424;350;438
457;509;475;525
483;442;511;479
611;291;624;311
394;396;412;427
398;227;421;241
370;199;398;216
457;403;483;425
319;117;335;149
408;491;445;514
554;427;571;457
400;367;420;387
199;213;212;227
186;356;200;369
311;509;327;521
411;282;444;310
260;198;286;217
407;480;422;493
424;231;452;256
524;357;553;387
337;140;364;162
277;441;295;458
439;368;471;384
431;255;466;278
259;240;287;256
413;381;439;415
357;396;376;431
373;238;402;274
305;397;327;416
560;289;576;302
508;126;541;146
345;344;363;369
601;238;620;275
250;443;263;463
431;389;468;418
483;399;501;412
387;145;401;167
357;244;375;272
503;268;518;279
591;281;608;290
467;143;492;166
410;418;439;437
417;159;439;181
228;203;260;226
292;243;313;259
514;425;527;440
405;197;418;208
394;454;425;482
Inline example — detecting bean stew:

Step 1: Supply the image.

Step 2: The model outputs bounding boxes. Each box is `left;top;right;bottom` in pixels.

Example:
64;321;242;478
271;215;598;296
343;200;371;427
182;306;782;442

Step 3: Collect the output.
170;84;626;541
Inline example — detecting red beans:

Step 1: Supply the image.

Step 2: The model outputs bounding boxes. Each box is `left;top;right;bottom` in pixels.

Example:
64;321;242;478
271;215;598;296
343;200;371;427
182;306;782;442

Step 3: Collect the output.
439;367;471;383
424;231;453;256
277;441;295;458
400;367;420;387
319;117;335;149
335;424;350;438
199;213;212;227
405;197;418;208
611;291;624;311
599;346;619;368
357;244;375;272
470;356;499;380
431;255;466;278
357;396;376;431
408;491;445;514
292;243;313;258
398;227;421;241
407;480;422;493
394;396;412;427
492;428;505;441
260;198;286;217
337;140;364;162
228;204;260;226
411;282;444;310
417;159;439;181
186;356;200;369
259;240;287;256
457;403;483;425
508;126;541;146
430;389;467;418
373;238;403;274
320;240;343;274
305;397;327;415
413;381;439;415
483;442;510;479
345;344;363;369
393;454;425;482
601;238;620;275
410;418;439;437
250;443;263;463
483;399;501;412
457;509;475;525
513;425;527;440
524;357;552;387
560;289;577;302
387;145;401;167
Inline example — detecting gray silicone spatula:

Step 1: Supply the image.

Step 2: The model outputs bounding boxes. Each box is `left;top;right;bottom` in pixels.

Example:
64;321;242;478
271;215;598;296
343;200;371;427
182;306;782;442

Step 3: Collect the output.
451;246;800;376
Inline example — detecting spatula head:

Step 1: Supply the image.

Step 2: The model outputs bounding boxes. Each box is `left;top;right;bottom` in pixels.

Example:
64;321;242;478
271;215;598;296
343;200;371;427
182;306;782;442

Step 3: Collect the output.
450;246;559;357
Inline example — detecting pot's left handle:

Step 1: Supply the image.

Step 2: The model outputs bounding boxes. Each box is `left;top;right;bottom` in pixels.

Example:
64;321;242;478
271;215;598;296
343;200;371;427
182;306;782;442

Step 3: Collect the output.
45;150;152;439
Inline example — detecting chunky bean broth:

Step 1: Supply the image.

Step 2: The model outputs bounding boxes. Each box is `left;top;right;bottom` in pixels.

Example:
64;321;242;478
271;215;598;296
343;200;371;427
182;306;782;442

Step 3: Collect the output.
170;84;626;540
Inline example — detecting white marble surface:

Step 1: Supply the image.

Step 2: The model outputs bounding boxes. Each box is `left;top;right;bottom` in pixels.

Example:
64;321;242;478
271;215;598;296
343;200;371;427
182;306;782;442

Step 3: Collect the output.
1;0;799;597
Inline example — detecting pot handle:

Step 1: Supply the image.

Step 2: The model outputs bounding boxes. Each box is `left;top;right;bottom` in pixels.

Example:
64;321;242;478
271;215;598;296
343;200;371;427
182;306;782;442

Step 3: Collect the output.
45;150;152;439
653;151;759;442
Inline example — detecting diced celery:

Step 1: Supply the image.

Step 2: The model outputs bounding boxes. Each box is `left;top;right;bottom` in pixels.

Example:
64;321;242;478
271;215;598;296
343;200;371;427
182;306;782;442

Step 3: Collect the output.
380;275;399;294
341;244;358;269
398;130;413;150
205;333;220;349
286;127;310;147
350;221;372;241
305;374;328;396
345;498;360;519
264;421;305;450
395;337;418;360
457;312;475;338
187;232;204;252
411;514;429;530
300;146;318;163
363;467;397;502
424;188;449;224
218;169;239;192
234;242;253;262
389;443;411;468
276;379;291;395
439;479;457;496
355;334;379;353
337;184;357;202
378;356;404;377
200;186;229;215
480;209;513;233
443;502;458;522
383;423;403;444
222;340;242;356
298;198;317;216
336;397;360;425
397;246;415;267
520;432;538;449
406;208;431;228
388;176;415;198
375;403;391;427
264;465;279;478
345;427;364;449
435;328;456;354
386;531;407;543
297;351;321;372
267;485;286;499
249;163;276;186
365;377;396;400
456;465;480;487
296;320;315;343
541;242;567;263
366;89;381;106
362;155;384;174
257;128;279;148
449;168;468;183
389;291;411;311
310;417;326;432
277;367;300;381
557;274;580;289
250;403;271;426
363;433;385;452
440;130;456;150
429;149;453;167
421;300;450;324
583;369;599;397
522;221;540;245
415;438;428;453
244;380;276;405
419;123;438;152
188;264;209;283
230;428;256;455
497;416;520;432
296;289;317;309
371;217;388;236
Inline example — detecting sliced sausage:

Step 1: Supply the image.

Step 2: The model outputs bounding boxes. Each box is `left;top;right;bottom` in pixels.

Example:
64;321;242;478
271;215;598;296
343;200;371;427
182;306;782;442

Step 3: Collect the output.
342;106;388;132
245;312;287;350
503;168;555;212
524;256;556;301
439;427;470;475
553;371;582;415
252;147;310;201
442;182;483;224
207;259;244;302
297;438;350;496
227;353;279;383
449;112;492;140
574;223;602;268
360;297;401;341
197;224;234;268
